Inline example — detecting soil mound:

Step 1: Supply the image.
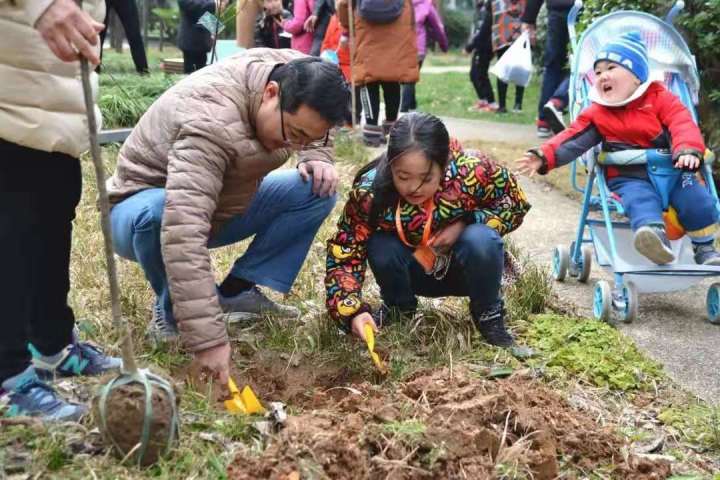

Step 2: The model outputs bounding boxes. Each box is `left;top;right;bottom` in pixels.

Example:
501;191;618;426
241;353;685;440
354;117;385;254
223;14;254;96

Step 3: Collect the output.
228;367;671;479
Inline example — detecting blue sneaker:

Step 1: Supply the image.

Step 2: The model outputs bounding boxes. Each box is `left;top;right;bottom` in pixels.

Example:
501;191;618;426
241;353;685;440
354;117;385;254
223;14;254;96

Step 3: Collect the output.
1;368;87;421
30;335;123;380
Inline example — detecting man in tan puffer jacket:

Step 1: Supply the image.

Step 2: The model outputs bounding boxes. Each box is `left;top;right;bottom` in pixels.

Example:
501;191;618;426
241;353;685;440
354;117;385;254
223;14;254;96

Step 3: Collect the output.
108;49;350;383
1;0;122;422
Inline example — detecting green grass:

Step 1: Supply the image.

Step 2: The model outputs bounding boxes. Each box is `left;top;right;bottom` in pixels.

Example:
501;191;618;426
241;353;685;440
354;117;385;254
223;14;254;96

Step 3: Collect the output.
423;49;468;67
416;71;541;125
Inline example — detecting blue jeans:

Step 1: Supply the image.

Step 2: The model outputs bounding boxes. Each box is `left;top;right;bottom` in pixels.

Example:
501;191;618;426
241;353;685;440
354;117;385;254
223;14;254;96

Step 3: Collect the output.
110;170;336;324
608;174;719;242
550;76;569;109
537;8;570;121
366;224;504;314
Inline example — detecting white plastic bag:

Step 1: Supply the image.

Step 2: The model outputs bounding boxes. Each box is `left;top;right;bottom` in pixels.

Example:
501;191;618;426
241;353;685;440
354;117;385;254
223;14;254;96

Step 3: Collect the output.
489;31;533;87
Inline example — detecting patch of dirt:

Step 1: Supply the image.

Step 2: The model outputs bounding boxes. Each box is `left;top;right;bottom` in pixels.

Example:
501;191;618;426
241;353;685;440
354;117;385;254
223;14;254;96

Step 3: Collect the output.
227;367;672;479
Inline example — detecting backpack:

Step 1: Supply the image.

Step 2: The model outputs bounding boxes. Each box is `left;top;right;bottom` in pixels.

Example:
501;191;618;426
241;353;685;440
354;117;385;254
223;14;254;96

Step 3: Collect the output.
357;0;404;24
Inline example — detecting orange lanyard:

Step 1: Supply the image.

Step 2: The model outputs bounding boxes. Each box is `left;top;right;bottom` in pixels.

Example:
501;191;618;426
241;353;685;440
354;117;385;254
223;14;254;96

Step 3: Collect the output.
395;198;435;248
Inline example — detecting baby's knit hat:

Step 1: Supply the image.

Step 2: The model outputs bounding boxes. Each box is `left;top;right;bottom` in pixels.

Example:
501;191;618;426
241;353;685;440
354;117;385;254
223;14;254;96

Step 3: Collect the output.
594;31;649;83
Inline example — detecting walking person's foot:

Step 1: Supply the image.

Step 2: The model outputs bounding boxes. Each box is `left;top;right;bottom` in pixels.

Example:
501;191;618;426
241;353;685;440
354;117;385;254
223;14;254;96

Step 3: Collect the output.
633;225;675;264
1;367;87;421
542;99;566;134
536;119;552;138
219;286;300;323
31;331;123;380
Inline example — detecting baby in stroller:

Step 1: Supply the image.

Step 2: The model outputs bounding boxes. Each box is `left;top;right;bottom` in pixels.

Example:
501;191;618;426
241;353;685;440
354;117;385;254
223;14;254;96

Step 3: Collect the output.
516;31;720;266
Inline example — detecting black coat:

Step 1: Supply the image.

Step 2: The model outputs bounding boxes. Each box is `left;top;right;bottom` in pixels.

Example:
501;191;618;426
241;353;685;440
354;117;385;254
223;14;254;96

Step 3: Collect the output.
521;0;574;24
177;0;216;53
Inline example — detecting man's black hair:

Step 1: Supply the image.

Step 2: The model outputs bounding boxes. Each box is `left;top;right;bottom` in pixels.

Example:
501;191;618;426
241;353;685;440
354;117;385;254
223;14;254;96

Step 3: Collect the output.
268;57;350;126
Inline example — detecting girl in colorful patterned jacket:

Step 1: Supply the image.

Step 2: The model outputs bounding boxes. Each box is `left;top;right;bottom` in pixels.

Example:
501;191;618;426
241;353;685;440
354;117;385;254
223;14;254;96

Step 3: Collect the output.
325;112;531;348
516;32;720;266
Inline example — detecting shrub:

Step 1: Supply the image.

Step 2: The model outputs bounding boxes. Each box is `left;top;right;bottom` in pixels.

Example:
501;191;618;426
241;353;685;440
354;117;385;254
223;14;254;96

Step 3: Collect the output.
441;7;472;49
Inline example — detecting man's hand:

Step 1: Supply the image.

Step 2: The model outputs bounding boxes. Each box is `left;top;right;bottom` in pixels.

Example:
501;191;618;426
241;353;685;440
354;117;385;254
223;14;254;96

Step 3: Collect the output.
515;152;543;177
675;154;700;170
304;15;318;32
298;160;339;197
429;220;466;254
189;342;231;385
35;0;105;65
521;22;536;46
351;312;378;341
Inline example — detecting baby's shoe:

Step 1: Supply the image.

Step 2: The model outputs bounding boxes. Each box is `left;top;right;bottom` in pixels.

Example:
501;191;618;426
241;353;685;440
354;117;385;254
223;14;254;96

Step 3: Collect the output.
693;242;720;266
633;225;675;264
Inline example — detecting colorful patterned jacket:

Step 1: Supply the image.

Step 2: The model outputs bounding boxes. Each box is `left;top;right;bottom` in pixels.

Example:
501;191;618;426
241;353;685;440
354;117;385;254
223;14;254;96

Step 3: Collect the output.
325;142;531;328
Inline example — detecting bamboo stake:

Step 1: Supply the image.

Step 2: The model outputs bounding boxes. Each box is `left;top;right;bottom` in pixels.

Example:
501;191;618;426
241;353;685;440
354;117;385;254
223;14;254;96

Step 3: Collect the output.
347;0;357;129
79;58;138;375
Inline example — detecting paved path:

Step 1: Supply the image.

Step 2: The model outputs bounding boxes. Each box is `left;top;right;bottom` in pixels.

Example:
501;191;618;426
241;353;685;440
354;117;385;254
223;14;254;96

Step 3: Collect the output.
423;65;471;74
441;116;720;404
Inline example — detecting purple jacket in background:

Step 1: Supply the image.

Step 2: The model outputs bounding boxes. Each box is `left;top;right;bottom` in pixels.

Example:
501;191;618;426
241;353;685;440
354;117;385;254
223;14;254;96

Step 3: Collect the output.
413;0;449;58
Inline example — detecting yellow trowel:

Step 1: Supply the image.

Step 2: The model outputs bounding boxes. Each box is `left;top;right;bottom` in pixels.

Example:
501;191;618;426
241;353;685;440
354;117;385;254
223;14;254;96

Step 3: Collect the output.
225;377;266;414
364;324;388;375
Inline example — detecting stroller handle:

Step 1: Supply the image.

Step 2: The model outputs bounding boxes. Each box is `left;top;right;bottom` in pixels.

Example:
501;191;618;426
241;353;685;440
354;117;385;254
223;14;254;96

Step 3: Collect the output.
664;0;685;25
568;0;583;52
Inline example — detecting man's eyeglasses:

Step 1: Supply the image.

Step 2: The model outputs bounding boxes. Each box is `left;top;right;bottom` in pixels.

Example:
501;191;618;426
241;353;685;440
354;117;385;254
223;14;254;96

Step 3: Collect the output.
279;90;330;150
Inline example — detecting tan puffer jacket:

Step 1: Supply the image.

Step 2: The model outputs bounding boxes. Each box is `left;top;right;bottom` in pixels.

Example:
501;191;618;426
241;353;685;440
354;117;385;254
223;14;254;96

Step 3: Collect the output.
337;0;419;85
0;0;104;157
107;48;334;353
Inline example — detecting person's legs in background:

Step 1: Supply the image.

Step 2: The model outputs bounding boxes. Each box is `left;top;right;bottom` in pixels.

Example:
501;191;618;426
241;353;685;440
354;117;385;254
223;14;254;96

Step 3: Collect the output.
536;8;570;137
495;46;510;113
98;0;149;74
362;82;384;146
381;81;401;136
542;75;570;134
469;49;496;110
400;59;423;113
182;50;208;74
512;85;525;113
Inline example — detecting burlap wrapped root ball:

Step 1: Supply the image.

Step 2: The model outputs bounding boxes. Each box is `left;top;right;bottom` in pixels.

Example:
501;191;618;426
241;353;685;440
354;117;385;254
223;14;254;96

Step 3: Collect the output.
92;372;180;466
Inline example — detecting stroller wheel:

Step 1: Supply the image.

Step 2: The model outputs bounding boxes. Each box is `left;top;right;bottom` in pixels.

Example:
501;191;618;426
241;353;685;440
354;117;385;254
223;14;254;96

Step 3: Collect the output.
619;281;638;324
707;283;720;324
552;245;569;281
593;281;612;322
570;246;592;283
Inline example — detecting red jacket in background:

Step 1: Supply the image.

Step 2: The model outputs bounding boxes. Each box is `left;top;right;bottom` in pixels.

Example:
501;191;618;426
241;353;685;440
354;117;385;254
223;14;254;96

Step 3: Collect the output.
540;82;705;177
321;15;350;82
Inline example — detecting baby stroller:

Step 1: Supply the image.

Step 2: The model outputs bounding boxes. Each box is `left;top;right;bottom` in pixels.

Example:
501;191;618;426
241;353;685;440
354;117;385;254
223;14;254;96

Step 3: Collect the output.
551;0;720;324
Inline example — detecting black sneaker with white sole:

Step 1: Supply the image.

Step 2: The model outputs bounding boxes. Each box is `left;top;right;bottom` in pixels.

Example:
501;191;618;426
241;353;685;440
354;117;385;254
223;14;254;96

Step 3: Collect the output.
694;242;720;266
542;100;566;134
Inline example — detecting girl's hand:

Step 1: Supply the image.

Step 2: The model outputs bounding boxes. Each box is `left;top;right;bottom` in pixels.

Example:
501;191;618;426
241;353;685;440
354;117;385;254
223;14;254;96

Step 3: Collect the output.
429;220;466;253
304;15;317;32
351;312;378;341
515;153;543;177
675;154;700;170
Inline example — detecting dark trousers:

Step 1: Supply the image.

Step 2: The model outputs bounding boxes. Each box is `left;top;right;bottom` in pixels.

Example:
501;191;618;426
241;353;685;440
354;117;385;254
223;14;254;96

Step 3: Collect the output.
470;49;495;103
183;50;208;73
496;46;525;110
400;59;425;112
550;75;570;108
367;224;504;314
537;8;570;120
0;140;82;382
608;174;719;239
364;82;401;125
310;12;332;56
99;0;149;74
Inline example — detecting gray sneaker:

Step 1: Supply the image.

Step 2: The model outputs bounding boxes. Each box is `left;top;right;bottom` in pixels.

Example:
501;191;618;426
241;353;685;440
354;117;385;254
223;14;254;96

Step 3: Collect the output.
219;286;300;323
633;225;675;265
148;299;179;343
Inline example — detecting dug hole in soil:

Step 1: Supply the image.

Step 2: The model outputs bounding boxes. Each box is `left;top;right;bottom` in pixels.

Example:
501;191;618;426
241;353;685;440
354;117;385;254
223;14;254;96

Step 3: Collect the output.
228;366;672;479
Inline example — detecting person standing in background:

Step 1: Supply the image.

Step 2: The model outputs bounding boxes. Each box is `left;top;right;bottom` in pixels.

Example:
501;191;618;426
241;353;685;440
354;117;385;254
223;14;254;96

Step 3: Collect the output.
255;0;292;49
178;0;226;73
282;0;314;53
490;0;526;114
399;0;448;114
521;0;573;137
99;0;149;74
466;0;497;111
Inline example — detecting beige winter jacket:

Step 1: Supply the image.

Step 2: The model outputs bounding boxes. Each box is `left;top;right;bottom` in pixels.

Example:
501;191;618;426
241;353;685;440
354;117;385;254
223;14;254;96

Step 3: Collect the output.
108;48;335;353
0;0;104;157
